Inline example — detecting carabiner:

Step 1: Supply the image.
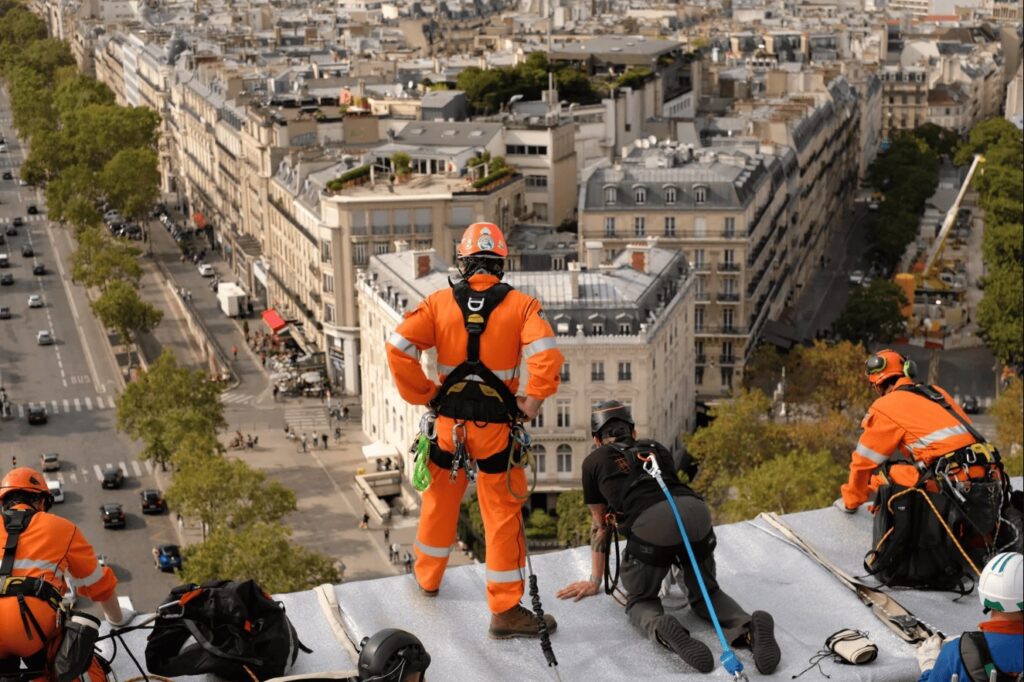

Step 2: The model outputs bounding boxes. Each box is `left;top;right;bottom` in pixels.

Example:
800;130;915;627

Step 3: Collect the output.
642;455;661;478
419;411;437;441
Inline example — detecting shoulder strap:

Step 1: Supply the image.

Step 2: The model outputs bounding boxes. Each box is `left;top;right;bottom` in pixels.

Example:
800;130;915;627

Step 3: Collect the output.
452;281;513;363
959;631;1000;682
897;384;987;444
1;508;35;578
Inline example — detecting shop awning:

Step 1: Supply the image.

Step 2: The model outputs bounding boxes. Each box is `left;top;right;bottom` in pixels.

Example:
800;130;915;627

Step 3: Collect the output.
261;308;287;333
192;212;207;228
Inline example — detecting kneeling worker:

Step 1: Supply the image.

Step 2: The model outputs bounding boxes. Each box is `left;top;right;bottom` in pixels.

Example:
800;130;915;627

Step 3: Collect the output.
1;467;135;679
917;552;1023;681
556;401;780;674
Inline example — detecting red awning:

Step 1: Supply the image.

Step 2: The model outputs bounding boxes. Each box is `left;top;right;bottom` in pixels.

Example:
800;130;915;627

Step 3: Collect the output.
192;212;207;228
261;309;287;333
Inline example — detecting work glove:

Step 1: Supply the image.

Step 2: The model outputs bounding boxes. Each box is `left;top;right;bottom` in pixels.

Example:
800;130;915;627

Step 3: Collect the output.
106;607;136;629
915;633;946;672
833;498;857;514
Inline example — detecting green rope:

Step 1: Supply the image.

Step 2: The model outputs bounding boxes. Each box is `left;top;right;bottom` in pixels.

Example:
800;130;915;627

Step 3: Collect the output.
413;434;432;492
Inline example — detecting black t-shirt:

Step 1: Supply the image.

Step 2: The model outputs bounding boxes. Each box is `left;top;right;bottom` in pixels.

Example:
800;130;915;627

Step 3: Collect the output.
582;439;689;528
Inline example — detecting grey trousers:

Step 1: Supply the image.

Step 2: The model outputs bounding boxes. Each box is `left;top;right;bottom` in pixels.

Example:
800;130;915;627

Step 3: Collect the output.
620;496;752;646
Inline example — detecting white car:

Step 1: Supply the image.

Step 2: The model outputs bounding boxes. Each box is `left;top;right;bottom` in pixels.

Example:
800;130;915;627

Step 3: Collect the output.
18;178;27;187
848;270;866;286
0;144;7;153
36;330;53;345
197;263;214;277
27;294;43;308
47;479;64;503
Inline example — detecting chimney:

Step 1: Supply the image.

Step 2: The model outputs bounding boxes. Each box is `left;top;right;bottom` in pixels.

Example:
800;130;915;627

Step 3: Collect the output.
393;239;409;252
567;260;581;297
415;253;432;278
584;240;604;269
627;242;652;273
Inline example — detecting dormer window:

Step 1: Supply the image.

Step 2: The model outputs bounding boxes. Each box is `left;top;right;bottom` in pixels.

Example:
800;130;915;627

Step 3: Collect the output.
664;185;678;204
633;186;647;205
694;185;708;204
604;186;618;206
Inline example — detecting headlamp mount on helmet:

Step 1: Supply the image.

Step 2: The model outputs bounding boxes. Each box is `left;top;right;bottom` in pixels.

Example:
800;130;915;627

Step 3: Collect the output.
357;629;430;682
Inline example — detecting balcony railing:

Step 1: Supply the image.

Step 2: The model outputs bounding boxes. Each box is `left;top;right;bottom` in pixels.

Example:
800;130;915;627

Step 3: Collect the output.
695;354;706;364
717;262;741;272
692;261;710;273
694;291;711;302
717;293;740;303
718;355;737;365
696;325;748;336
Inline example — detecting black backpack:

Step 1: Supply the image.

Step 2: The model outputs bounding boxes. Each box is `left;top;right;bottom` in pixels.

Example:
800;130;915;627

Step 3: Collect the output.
959;631;1023;682
607;439;697;530
146;580;310;682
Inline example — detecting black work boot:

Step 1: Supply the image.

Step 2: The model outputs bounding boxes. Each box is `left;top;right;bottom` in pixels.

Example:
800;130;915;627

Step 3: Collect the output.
748;610;781;674
654;614;714;673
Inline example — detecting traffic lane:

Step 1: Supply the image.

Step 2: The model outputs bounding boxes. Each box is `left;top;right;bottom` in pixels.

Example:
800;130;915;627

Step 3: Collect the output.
937;346;998;401
0;259;68;397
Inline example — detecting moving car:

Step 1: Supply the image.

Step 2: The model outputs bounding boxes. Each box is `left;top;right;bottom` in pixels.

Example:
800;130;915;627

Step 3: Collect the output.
21;244;33;257
0;306;10;320
1;171;11;180
27;405;47;425
0;253;8;267
962;395;980;414
153;544;182;572
27;205;38;215
47;480;64;504
0;273;12;286
101;466;125;489
12;217;23;227
197;263;215;277
100;503;126;529
140;489;166;514
36;330;53;345
27;294;43;308
4;224;15;236
39;452;60;471
848;270;866;286
32;263;45;275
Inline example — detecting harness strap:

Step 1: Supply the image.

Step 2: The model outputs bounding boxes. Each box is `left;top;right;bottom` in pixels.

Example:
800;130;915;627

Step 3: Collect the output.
896;384;989;445
1;509;34;578
427;440;516;475
958;631;1013;682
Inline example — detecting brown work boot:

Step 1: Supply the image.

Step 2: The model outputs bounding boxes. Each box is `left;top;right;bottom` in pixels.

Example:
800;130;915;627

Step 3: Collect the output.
413;574;438;598
488;604;557;640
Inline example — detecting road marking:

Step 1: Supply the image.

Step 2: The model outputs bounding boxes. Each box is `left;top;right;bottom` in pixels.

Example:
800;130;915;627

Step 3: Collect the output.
93;465;103;480
94;396;105;409
84;397;93;410
51;401;58;413
69;473;77;484
132;461;142;477
17;404;24;418
62;399;69;413
74;398;81;411
118;461;129;476
144;461;154;475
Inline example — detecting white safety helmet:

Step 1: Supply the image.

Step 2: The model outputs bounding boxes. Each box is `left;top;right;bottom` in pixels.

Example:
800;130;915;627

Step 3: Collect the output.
978;552;1024;613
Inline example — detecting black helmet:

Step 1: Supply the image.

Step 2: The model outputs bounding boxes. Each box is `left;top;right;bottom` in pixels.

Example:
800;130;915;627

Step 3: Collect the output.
591;400;634;437
358;629;431;682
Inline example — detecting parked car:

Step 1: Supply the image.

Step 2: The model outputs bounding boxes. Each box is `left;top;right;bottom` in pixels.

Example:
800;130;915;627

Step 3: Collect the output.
27;405;47;425
0;273;13;286
140;489;166;514
848;270;866;286
0;253;8;267
47;480;64;504
27;294;43;308
101;466;125;489
4;224;15;236
0;233;5;245
153;544;182;572
103;209;122;222
962;395;980;414
1;171;11;180
21;244;33;257
0;306;10;319
39;452;60;471
36;330;54;345
197;263;214;277
100;503;126;529
27;205;38;215
32;263;45;275
12;217;23;227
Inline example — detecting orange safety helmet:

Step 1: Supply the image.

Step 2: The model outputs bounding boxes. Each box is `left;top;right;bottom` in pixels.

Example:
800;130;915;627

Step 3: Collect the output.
0;467;51;504
457;223;508;259
865;349;915;386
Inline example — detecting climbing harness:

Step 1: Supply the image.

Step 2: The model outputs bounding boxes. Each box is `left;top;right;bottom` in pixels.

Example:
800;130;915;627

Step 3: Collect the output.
518;516;560;682
641;455;747;681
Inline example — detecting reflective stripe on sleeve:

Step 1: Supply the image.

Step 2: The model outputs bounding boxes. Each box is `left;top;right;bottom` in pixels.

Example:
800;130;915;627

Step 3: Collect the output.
906;424;970;452
388;332;420;359
12;558;64;580
437;363;517;381
855;442;889;464
522;336;557;359
414;539;451;559
70;563;106;588
486;567;526;583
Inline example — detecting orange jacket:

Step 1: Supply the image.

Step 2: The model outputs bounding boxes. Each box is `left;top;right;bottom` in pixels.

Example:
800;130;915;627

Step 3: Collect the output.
841;377;978;508
387;273;563;457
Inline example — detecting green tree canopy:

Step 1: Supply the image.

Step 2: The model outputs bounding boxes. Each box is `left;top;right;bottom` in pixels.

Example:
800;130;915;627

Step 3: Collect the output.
784;340;873;415
555;489;592;547
71;226;142;289
991;379;1022;477
977;265;1024;365
833;280;907;347
100;147;160;220
180;522;340;593
954;118;1021;166
90;279;163;353
720;449;848;522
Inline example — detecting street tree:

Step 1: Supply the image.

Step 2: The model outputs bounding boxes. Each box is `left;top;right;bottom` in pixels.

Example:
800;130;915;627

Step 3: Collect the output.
47;166;102;228
71;227;142;289
62;104;160;171
982;221;1024;271
100;147;160;220
180;522;340;593
53;75;114;117
741;343;784;396
977;266;1024;365
833;280;908;347
18;38;74;82
90;279;163;356
954;118;1021;166
783;410;862;464
784;340;873;415
555;489;592;547
990;379;1023;477
721;449;848;522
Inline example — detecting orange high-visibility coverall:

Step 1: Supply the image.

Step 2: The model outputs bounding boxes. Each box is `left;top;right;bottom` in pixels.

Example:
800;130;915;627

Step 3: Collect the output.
1;504;118;673
387;273;562;614
841;377;979;509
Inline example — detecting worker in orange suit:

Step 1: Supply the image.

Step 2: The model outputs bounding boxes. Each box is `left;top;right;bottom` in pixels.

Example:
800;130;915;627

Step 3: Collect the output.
386;222;563;639
836;349;982;512
1;468;135;680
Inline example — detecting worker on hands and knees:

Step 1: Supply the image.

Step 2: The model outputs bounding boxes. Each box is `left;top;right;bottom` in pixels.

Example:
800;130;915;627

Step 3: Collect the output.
386;222;563;639
1;468;135;680
556;401;781;674
917;552;1023;681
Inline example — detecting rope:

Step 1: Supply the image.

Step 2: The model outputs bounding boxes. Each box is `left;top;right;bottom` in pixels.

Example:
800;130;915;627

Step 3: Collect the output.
903;488;981;575
412;434;431;492
518;516;560;681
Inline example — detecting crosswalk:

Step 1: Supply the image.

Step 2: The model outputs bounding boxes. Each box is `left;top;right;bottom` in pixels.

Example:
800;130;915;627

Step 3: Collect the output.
283;404;331;432
221;390;255;406
14;395;117;418
47;459;157;486
1;214;46;223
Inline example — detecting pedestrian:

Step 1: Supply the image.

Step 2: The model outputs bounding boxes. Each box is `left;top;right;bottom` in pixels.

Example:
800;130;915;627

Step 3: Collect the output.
321;432;328;450
391;542;401;564
232;345;238;359
272;385;279;401
10;456;15;469
388;545;396;563
311;431;319;450
385;222;563;638
403;552;413;574
301;433;308;453
360;512;370;530
334;426;342;442
384;527;391;544
342;405;350;421
261;352;267;368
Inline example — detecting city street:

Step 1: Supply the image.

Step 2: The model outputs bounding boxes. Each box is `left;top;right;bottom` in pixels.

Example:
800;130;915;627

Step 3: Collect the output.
0;87;179;612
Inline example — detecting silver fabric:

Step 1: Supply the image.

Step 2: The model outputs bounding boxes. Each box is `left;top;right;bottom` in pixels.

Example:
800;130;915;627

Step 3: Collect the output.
855;441;889;464
906;424;971;451
387;332;420;359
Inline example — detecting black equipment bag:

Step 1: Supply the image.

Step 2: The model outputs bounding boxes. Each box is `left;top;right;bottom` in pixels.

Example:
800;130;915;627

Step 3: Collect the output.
959;631;1023;682
146;580;310;682
608;439;698;530
47;611;102;682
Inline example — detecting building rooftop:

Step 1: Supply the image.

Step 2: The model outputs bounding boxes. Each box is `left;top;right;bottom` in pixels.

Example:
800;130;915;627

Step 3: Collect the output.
549;34;683;60
392;120;503;147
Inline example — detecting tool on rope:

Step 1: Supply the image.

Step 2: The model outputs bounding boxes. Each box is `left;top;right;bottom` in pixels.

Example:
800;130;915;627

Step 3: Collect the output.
641;455;748;681
450;421;475;484
519;516;561;681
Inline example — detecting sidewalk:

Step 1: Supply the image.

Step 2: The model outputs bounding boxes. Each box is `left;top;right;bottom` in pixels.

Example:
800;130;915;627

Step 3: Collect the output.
135;260;206;369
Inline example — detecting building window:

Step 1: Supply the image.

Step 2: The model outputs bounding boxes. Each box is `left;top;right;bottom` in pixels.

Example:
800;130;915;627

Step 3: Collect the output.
618;321;631;335
723;308;735;332
618;361;632;381
324;303;335;323
323;274;334;293
556;400;571;428
526;175;548;188
694;217;706;237
507;144;548;156
591;361;605;381
556;445;572;473
374;242;390;255
591;321;604;335
722;341;734;362
724;249;735;268
354;242;368;265
633;216;645;236
696;366;704;385
531;409;545;429
634;186;647;204
664;216;676;236
533;444;546;473
724;217;735;237
692;249;705;269
560;362;571;382
694;185;707;204
533;203;549;221
695;307;704;331
665;186;677;204
320;239;332;263
721;366;734;389
604;217;616;236
604;187;617;205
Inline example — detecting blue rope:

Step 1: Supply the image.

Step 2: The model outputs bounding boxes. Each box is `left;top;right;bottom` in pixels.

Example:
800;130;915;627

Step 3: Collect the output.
644;457;746;679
